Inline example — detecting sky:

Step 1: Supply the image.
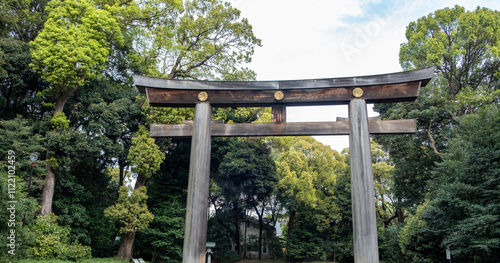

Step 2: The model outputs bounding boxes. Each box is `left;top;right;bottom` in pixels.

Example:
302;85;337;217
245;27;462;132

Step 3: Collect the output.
227;0;500;152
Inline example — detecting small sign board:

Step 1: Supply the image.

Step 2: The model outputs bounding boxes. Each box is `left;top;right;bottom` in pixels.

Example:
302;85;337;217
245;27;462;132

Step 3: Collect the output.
446;247;451;260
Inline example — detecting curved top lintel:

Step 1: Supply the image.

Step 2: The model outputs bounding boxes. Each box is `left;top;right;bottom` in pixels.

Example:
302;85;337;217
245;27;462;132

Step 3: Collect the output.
134;67;435;93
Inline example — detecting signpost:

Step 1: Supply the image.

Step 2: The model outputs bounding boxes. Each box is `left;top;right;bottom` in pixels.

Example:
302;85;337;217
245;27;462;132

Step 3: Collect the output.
134;67;434;263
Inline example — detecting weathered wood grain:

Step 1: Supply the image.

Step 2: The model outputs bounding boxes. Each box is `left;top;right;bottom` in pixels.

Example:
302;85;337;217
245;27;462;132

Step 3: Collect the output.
145;81;423;107
149;119;416;137
272;105;286;123
349;99;380;263
183;103;212;263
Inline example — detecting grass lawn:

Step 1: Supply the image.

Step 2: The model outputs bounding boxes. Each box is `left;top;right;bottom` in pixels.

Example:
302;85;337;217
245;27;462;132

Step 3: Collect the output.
234;260;337;263
15;258;351;263
18;259;130;263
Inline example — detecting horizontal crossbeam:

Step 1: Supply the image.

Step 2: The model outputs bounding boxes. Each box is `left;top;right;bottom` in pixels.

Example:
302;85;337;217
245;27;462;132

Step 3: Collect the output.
150;119;416;137
145;81;424;107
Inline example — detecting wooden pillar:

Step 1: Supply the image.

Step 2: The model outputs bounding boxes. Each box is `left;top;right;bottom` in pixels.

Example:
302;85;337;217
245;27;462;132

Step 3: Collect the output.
348;99;379;263
272;105;286;123
183;102;212;263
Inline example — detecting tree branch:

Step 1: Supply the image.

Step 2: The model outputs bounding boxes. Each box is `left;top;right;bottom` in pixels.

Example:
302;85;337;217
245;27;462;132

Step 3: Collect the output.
427;121;442;157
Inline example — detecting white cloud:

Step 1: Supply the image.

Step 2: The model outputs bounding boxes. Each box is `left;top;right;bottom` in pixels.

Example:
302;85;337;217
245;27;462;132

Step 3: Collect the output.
227;0;500;151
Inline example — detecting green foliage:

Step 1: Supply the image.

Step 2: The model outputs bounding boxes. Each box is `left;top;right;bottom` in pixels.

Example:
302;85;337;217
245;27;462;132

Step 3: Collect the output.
374;6;500;262
398;202;440;263
210;137;277;258
286;223;333;261
273;137;352;261
134;137;191;261
50;112;70;130
29;214;92;261
330;161;354;262
0;117;45;260
135;199;185;262
400;5;500;102
397;106;500;262
127;126;165;179
376;5;500;212
0;0;48;41
378;225;404;263
104;186;154;235
399;5;500;116
0;174;39;260
276;137;346;232
0;37;47;119
0;116;45;177
215;138;277;204
30;0;122;91
20;259;129;263
135;0;261;80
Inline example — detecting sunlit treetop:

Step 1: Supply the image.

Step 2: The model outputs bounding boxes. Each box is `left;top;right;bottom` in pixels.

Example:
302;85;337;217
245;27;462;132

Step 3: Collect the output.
30;0;123;92
400;5;500;101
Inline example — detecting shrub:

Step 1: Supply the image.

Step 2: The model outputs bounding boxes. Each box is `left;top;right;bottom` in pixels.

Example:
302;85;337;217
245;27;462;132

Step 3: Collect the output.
30;214;92;261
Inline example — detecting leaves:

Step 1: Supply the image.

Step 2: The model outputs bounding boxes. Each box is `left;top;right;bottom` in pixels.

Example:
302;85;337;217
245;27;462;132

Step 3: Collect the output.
104;186;154;234
275;137;346;233
400;5;500;102
127;126;165;178
30;0;122;92
134;0;261;80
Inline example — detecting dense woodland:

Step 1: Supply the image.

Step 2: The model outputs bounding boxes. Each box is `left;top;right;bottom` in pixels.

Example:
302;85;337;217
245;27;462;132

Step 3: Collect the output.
0;1;499;262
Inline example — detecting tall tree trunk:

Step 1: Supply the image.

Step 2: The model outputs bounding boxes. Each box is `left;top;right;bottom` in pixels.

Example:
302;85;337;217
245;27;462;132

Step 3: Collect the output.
287;210;296;237
258;215;263;260
116;231;136;259
233;200;241;257
39;86;79;216
54;86;79;114
119;166;125;187
40;162;56;216
244;212;248;258
254;205;265;260
134;173;147;189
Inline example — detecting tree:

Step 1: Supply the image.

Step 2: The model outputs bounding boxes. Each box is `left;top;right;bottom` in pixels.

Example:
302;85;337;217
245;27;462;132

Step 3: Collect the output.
400;5;500;104
128;125;165;189
134;137;191;262
0;117;44;260
377;6;500;262
66;78;143;188
104;186;154;259
30;0;122;114
399;106;500;262
371;140;402;227
275;136;347;260
108;125;164;259
134;0;261;80
30;0;123;216
0;0;48;41
0;38;46;119
211;138;276;258
375;5;500;209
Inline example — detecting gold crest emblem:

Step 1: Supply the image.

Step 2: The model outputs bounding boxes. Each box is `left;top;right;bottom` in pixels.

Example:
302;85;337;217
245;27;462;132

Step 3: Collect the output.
353;88;363;98
198;92;208;101
274;91;284;101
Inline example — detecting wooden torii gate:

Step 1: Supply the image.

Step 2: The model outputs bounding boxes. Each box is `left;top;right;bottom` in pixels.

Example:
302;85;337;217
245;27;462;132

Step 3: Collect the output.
134;67;434;263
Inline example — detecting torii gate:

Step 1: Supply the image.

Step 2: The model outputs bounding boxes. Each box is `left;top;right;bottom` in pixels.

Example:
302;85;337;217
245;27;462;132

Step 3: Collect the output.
134;67;434;263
